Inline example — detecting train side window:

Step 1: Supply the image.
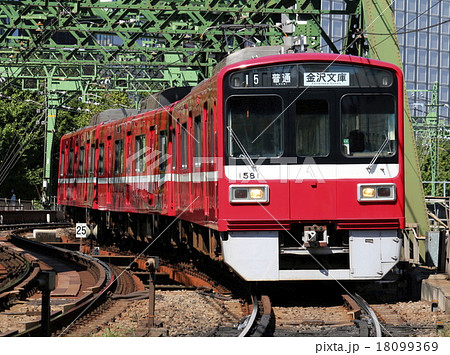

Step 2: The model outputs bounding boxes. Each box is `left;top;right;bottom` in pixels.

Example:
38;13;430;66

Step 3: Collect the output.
68;149;74;176
60;151;65;177
295;99;330;157
172;128;177;171
135;134;146;173
89;144;96;175
181;123;188;170
114;139;124;174
78;146;85;175
159;130;168;172
194;115;201;167
98;143;105;175
209;108;214;164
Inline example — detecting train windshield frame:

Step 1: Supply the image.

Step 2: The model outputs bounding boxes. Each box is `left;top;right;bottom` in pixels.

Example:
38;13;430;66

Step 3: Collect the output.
223;62;399;165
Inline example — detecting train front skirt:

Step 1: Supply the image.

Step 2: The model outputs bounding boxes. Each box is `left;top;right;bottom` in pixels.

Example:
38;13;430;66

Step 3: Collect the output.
221;230;402;281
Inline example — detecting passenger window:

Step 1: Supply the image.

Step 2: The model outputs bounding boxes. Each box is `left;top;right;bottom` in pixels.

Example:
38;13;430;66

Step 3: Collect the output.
172;128;177;171
135;135;146;173
68;149;74;176
98;143;105;175
159;130;168;172
78;146;85;175
209;108;214;164
181;123;188;170
60;151;65;177
194;116;201;167
114;139;124;174
89;144;96;175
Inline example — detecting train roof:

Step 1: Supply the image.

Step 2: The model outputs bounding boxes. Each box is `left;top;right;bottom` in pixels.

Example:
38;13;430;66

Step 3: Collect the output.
88;87;192;126
212;45;315;76
90;108;140;125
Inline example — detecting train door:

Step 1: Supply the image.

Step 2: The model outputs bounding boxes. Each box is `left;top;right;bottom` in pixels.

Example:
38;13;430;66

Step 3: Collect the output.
125;130;132;206
89;141;98;208
202;103;209;217
79;144;87;204
60;143;68;202
193;113;202;213
106;135;112;206
180;121;189;210
208;103;218;220
73;141;78;202
288;93;337;220
158;128;168;211
176;120;183;211
97;140;106;208
134;129;147;212
170;126;177;213
148;124;157;209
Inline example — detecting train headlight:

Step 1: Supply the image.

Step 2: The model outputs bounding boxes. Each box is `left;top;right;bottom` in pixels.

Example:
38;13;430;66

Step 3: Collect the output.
358;183;396;202
249;188;264;200
361;187;376;198
230;185;269;203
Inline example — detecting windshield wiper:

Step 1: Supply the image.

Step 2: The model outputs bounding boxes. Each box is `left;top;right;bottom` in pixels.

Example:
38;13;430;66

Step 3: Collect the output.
367;135;390;172
227;126;257;171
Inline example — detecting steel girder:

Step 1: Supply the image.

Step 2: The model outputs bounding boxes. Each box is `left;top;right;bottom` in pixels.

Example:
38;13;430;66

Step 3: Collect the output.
0;0;348;93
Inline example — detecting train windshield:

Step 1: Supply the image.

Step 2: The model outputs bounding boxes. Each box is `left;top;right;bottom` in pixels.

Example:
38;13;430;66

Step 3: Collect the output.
341;95;396;158
226;95;283;158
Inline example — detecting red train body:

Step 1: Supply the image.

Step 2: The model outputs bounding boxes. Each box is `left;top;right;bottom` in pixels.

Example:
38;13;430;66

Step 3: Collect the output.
58;47;405;281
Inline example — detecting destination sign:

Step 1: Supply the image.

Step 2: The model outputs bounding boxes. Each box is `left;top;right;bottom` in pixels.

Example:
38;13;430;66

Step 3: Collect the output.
303;72;350;86
227;64;393;89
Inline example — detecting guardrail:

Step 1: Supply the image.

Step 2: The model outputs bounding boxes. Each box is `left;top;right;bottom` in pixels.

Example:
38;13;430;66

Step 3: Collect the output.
423;181;450;197
0;196;58;211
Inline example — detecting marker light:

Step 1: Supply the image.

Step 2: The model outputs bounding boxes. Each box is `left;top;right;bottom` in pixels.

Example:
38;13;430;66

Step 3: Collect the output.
358;184;396;202
230;185;269;203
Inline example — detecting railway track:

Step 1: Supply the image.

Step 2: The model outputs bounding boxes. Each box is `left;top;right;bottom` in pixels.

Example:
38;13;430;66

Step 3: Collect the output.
2;224;445;337
1;224;270;337
0;230;119;336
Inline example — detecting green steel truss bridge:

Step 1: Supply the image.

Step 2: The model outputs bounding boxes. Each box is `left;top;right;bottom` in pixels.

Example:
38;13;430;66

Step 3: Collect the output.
0;1;431;250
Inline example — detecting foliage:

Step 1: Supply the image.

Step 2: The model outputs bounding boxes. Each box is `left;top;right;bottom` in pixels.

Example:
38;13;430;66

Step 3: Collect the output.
0;87;133;200
0;88;45;199
437;323;450;337
418;138;450;196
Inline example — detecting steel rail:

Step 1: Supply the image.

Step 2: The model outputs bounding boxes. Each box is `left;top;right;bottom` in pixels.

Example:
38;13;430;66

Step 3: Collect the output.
238;294;259;337
352;293;382;337
0;234;115;337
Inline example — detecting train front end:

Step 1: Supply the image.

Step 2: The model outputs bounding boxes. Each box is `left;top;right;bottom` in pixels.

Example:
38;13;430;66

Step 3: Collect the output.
217;53;404;281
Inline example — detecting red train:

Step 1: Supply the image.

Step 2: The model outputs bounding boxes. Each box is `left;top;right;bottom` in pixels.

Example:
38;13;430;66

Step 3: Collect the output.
58;46;405;281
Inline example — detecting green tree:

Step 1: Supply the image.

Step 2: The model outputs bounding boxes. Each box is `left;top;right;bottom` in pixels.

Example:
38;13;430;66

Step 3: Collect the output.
0;88;45;199
418;137;450;196
0;88;134;200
